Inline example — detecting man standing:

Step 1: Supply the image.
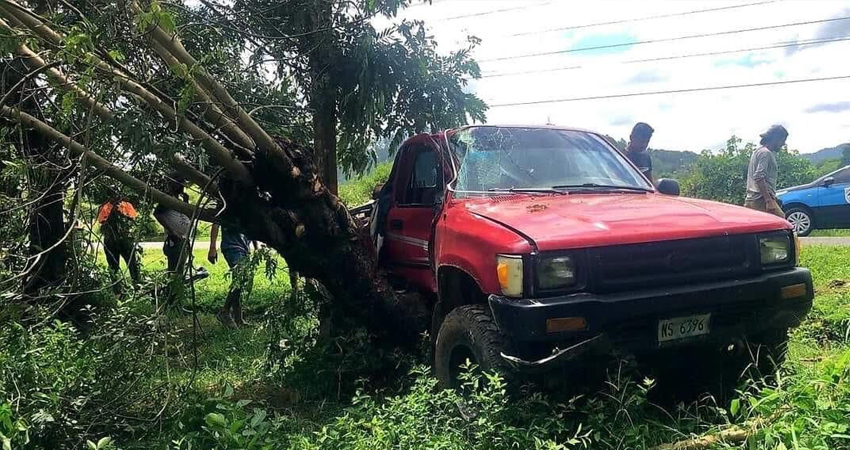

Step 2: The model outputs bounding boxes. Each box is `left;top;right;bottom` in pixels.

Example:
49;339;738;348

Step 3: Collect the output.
154;174;192;274
744;125;788;218
208;224;254;328
624;122;654;181
98;193;141;292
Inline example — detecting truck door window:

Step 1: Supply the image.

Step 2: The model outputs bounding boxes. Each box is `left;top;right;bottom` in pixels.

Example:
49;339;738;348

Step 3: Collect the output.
401;148;442;205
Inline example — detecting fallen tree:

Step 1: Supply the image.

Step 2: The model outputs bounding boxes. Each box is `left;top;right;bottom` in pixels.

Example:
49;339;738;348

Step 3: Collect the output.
0;0;479;344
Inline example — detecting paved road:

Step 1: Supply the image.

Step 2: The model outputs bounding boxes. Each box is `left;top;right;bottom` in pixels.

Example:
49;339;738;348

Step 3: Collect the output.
799;237;850;246
140;241;210;250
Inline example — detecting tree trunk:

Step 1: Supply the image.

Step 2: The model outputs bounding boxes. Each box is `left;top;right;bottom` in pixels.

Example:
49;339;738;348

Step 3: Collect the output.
24;150;68;294
219;140;430;345
312;95;338;195
2;57;67;295
307;0;338;196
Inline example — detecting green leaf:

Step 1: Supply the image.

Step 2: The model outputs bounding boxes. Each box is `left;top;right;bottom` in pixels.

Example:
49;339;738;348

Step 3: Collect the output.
205;412;227;429
97;437;112;449
250;409;267;428
158;13;176;34
87;440;97;450
730;398;741;417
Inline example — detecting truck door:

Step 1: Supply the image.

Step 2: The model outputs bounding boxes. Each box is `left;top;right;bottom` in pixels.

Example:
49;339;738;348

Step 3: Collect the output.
816;167;850;227
384;142;444;292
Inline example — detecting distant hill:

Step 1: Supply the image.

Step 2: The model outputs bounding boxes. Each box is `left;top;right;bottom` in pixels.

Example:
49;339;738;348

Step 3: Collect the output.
802;143;850;165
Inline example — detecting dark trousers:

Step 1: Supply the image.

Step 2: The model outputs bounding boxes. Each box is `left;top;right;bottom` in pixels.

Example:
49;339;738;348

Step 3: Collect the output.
162;236;189;305
104;236;140;290
163;236;188;273
223;249;250;314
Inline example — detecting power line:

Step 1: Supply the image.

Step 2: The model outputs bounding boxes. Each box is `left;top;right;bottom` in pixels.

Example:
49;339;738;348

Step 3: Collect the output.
502;0;780;38
488;75;850;108
480;16;850;62
480;36;850;78
438;1;553;22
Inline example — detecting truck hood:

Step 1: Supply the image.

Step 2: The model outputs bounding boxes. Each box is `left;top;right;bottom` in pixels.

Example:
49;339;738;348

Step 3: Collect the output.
461;193;790;251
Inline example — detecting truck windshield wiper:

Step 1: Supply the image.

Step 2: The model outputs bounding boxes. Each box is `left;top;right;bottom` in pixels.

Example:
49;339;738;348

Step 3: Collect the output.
486;187;567;195
552;183;652;193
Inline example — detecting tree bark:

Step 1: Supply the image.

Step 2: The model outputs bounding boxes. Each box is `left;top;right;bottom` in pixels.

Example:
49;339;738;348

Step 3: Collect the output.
2;57;67;294
311;94;338;195
307;0;339;196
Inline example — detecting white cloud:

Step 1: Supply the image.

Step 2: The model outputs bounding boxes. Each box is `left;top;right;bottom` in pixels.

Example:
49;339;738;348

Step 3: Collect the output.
383;0;850;153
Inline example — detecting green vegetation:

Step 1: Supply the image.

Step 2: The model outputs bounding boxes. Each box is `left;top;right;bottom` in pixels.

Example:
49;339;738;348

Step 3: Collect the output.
680;136;818;204
810;229;850;237
338;162;392;207
3;243;849;449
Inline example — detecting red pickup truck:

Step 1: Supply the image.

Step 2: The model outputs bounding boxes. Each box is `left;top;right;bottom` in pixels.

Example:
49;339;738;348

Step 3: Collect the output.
364;125;813;392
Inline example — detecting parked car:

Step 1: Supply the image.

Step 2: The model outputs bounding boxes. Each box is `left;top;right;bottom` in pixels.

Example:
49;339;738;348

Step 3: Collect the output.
364;125;813;396
776;165;850;236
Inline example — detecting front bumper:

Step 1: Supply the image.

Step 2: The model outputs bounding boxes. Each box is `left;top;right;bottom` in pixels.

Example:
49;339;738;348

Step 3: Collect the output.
489;268;813;367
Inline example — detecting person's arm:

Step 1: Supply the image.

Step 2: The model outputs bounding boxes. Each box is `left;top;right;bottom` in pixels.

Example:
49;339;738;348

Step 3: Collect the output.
208;224;219;263
752;152;779;210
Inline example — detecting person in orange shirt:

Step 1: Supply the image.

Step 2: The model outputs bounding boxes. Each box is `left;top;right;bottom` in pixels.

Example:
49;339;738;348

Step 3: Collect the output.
98;194;141;291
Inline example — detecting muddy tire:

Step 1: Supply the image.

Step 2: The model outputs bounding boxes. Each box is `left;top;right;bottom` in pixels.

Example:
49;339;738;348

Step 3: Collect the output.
434;305;510;390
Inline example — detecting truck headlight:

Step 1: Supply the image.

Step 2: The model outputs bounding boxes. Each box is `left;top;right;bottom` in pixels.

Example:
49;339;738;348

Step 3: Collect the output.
496;255;523;297
538;256;576;289
759;234;791;265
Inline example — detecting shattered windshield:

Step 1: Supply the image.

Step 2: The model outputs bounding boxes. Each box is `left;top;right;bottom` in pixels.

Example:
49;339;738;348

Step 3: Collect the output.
449;127;652;193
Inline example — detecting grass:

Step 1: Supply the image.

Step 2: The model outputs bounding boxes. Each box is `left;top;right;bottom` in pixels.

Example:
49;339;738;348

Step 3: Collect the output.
9;229;850;449
810;229;850;237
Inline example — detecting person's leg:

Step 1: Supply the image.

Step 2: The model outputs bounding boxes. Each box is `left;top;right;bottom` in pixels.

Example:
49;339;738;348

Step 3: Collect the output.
223;250;250;326
119;238;141;286
164;239;178;273
104;238;122;294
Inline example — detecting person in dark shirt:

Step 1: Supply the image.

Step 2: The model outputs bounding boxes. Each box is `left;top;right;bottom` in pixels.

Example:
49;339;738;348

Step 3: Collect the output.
208;224;255;328
98;194;141;292
624;122;654;181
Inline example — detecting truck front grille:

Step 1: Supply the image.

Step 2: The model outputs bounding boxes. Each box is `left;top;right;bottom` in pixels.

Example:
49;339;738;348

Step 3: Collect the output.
590;234;756;294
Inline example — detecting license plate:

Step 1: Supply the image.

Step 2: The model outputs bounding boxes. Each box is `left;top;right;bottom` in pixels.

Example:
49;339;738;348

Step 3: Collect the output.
658;314;711;343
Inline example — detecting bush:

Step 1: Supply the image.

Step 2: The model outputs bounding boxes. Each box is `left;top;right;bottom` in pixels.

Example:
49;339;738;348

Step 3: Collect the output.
680;136;817;204
0;305;161;449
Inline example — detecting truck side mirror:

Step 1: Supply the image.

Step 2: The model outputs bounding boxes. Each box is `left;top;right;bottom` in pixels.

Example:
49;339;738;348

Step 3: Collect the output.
822;177;835;187
656;178;680;196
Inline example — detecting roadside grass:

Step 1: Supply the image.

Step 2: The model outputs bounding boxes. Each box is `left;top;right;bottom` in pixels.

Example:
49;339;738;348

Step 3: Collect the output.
794;245;850;346
149;244;850;448
809;228;850;237
8;243;850;449
107;247;291;315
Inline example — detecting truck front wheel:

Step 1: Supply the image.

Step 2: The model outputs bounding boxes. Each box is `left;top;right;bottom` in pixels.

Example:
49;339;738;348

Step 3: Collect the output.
434;305;510;390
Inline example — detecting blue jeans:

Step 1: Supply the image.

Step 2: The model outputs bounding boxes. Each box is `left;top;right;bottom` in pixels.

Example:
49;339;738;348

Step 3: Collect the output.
222;248;248;269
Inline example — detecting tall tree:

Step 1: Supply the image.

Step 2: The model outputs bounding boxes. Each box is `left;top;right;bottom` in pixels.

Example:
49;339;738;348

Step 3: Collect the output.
197;0;486;194
0;0;483;342
1;55;68;295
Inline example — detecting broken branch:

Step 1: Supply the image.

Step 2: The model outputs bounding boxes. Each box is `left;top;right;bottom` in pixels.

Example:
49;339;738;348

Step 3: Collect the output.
1;104;214;221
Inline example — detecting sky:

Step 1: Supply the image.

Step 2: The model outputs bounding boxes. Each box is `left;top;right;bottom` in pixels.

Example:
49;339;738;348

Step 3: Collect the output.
377;0;850;153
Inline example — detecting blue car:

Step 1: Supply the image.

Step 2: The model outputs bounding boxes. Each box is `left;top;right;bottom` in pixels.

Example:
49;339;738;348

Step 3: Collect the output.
776;165;850;236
